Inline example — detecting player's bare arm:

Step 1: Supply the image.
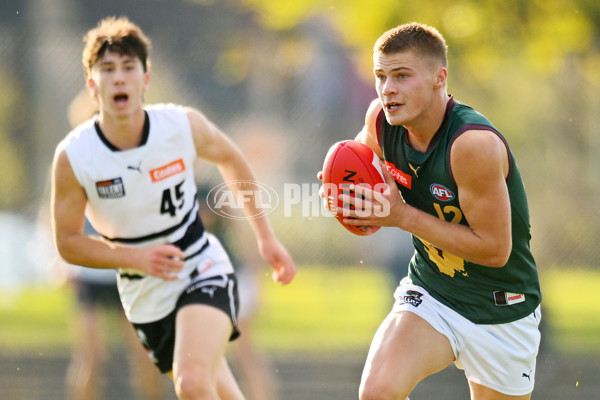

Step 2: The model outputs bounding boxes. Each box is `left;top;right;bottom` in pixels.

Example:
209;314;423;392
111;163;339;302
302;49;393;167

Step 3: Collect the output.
447;129;512;265
344;108;512;267
186;108;296;284
51;148;184;280
355;98;384;159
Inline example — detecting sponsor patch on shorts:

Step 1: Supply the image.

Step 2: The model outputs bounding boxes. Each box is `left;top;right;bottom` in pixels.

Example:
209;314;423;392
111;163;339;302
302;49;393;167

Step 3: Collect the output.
401;289;424;307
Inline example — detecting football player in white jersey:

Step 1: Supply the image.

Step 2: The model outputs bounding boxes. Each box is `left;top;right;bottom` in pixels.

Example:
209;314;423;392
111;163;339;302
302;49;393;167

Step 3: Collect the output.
51;16;296;400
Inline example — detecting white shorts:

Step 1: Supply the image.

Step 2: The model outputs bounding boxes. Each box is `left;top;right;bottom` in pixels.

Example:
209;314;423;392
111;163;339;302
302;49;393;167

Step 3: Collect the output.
392;278;541;396
117;233;234;323
236;267;260;320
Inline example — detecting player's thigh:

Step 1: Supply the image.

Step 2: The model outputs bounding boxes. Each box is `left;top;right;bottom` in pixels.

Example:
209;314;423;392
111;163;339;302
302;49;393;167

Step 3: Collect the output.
173;304;233;372
361;311;455;394
469;381;531;400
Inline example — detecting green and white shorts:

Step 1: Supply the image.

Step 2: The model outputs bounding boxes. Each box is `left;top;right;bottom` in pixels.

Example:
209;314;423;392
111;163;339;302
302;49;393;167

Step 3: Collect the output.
392;277;541;396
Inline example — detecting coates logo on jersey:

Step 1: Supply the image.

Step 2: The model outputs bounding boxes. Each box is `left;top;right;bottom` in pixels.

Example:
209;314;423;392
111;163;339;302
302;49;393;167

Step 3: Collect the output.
150;159;186;182
430;183;455;201
385;161;411;189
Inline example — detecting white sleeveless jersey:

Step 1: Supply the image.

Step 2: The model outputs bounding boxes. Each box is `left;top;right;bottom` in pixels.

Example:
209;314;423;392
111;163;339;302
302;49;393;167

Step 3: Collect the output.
60;104;234;323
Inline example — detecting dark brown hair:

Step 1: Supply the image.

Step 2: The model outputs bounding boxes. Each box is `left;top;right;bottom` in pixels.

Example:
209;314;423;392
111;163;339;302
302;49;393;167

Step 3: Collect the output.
82;16;151;78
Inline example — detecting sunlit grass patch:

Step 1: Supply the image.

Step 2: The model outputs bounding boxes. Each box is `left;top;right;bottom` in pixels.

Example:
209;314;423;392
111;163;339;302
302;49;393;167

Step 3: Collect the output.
254;265;391;353
540;267;600;355
0;286;73;353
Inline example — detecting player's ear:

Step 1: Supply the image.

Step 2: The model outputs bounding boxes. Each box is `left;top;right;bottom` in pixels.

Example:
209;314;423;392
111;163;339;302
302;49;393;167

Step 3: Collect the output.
87;77;97;97
143;71;150;92
433;66;447;90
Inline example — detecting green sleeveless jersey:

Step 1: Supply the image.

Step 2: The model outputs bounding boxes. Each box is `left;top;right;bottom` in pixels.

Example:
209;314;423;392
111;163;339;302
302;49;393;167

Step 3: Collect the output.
378;97;541;324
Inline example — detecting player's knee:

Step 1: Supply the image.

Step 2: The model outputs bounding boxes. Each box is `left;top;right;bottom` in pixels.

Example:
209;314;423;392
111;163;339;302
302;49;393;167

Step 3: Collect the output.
359;376;408;400
359;386;396;400
174;368;215;400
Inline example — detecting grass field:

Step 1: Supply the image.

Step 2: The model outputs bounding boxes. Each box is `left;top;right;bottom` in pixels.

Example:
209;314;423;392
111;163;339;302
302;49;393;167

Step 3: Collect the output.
252;265;391;353
0;285;74;352
538;267;600;354
0;266;598;355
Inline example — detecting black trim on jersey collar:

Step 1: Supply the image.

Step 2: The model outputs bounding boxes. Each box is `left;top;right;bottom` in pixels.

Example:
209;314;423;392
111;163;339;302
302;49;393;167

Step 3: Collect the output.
94;111;150;151
422;95;456;153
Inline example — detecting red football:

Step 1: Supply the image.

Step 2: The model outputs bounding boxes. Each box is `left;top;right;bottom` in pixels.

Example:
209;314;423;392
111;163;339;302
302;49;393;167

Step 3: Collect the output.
322;140;385;236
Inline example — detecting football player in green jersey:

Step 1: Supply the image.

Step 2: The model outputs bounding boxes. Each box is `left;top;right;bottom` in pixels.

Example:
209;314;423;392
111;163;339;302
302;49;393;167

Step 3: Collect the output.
328;22;542;400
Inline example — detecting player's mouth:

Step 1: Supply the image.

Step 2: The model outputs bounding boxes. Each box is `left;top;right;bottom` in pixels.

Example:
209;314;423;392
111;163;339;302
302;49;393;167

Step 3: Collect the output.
385;102;402;112
113;93;129;106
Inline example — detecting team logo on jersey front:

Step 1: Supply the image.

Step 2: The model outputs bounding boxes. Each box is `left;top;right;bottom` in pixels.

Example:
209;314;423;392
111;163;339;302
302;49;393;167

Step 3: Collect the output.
150;159;186;182
96;178;125;198
430;183;454;201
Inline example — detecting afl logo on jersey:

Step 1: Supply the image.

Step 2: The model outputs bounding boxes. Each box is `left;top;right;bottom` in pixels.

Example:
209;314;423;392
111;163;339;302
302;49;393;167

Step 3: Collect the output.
430;184;454;202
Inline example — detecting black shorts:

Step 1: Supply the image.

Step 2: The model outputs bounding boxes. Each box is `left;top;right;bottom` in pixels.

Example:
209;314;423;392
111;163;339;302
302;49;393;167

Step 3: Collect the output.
132;273;240;373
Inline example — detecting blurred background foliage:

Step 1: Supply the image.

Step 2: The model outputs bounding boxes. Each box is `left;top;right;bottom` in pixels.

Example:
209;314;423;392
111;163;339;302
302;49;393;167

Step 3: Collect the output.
234;0;600;267
0;0;599;282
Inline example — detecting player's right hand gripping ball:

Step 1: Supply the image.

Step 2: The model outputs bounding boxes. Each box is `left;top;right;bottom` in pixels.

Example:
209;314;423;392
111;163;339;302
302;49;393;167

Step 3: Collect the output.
321;140;385;236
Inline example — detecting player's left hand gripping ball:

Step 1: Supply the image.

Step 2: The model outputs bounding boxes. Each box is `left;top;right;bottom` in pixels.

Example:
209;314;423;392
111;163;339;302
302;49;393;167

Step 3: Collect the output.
321;140;385;236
